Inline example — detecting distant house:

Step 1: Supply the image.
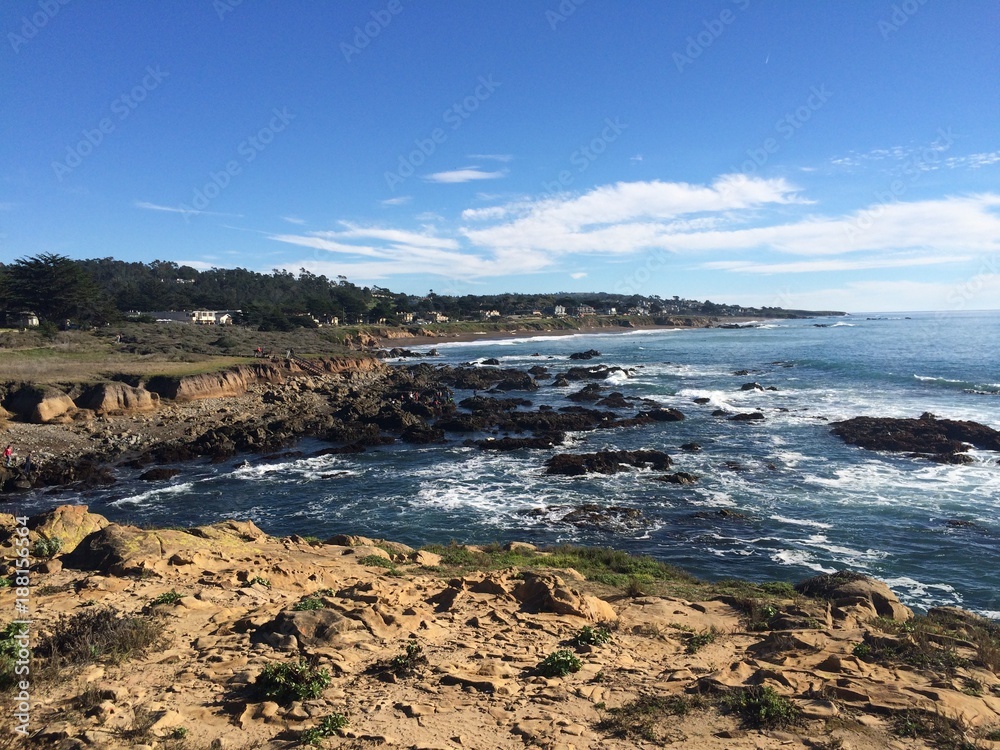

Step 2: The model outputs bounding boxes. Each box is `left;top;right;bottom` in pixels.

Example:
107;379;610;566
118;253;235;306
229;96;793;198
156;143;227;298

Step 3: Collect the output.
399;312;414;324
601;307;617;316
426;311;449;323
554;305;567;317
17;311;39;328
480;309;501;320
190;310;217;325
574;305;596;317
216;313;234;325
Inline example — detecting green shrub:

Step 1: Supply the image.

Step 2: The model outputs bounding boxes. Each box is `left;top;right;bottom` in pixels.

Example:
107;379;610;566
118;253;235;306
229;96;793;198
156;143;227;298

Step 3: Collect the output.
0;622;29;691
32;536;62;559
301;713;349;746
293;595;325;611
256;659;331;703
248;576;271;588
0;577;10;588
572;625;612;648
386;640;427;677
721;685;799;729
537;649;582;678
357;555;399;572
150;590;183;606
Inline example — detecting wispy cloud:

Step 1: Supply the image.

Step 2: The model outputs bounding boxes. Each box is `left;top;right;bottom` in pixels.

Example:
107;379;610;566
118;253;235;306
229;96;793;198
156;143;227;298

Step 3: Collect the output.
380;196;412;206
135;201;243;218
570;271;588;279
467;153;513;162
945;151;1000;170
282;215;306;225
425;167;508;184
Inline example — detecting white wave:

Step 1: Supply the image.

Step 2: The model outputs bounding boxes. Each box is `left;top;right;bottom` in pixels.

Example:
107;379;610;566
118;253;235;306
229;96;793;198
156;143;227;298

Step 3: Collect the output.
913;374;964;383
882;576;963;609
830;322;855;327
771;549;836;573
769;514;832;530
230;455;360;482
109;482;194;507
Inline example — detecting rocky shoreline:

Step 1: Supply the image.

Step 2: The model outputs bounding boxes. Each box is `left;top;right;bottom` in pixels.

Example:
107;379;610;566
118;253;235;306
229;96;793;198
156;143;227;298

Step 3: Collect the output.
2;506;999;749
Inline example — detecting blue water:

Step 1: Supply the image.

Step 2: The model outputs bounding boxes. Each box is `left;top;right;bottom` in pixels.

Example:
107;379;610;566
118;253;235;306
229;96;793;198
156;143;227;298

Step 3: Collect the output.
17;311;1000;615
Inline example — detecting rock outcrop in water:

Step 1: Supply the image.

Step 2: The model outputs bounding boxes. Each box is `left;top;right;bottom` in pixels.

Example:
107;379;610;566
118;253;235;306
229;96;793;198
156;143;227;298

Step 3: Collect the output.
831;412;1000;463
2;506;998;749
545;449;673;475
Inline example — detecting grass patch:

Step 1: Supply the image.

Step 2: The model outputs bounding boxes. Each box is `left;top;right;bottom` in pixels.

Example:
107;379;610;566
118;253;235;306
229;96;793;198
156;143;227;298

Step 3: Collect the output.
301;713;349;746
537;649;583;678
357;554;400;574
149;590;183;606
720;685;800;729
256;658;331;703
684;629;718;655
596;694;703;742
892;710;975;749
35;607;165;675
247;576;271;588
858;607;1000;676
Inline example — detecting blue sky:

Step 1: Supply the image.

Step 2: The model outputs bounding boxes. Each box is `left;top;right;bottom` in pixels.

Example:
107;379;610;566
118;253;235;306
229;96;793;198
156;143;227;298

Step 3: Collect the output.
2;1;999;312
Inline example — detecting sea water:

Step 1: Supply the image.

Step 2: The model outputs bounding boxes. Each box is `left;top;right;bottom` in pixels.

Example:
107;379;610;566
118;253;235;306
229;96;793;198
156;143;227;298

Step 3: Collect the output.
16;311;1000;615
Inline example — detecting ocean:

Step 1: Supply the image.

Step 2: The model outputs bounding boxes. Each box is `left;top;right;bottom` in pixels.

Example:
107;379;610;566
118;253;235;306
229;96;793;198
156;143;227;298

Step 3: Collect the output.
17;310;1000;616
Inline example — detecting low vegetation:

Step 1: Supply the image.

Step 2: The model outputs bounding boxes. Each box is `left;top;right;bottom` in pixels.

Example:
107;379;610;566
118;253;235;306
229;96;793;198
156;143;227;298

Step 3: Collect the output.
537;649;583;677
255;659;331;703
149;590;183;606
720;685;800;729
684;629;718;654
32;536;62;559
571;625;613;648
34;607;165;676
300;712;349;746
0;622;28;691
597;694;703;742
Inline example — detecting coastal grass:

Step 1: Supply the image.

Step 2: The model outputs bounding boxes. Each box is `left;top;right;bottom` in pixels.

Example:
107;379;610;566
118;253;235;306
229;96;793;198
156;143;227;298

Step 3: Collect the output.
862;609;1000;676
892;710;976;749
255;658;331;703
418;541;800;610
596;694;704;742
34;606;165;676
720;685;800;729
300;712;349;746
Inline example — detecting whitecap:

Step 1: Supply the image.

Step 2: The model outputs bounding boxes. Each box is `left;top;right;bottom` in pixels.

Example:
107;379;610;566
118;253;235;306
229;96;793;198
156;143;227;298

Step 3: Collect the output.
109;482;195;507
769;514;832;530
771;549;836;573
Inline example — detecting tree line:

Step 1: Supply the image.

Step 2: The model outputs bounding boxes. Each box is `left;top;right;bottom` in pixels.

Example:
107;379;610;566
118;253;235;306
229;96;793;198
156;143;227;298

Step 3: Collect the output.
0;254;821;331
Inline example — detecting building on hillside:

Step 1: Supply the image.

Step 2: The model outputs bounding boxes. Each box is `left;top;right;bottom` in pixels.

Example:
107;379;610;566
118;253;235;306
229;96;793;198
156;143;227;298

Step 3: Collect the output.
553;305;567;317
601;307;617;316
480;309;501;320
17;312;39;328
399;312;414;324
426;311;449;323
574;305;596;317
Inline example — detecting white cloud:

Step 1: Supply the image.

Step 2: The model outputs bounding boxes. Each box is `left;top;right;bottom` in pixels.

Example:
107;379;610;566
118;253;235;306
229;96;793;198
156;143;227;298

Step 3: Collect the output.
570;272;588;279
135;201;242;218
945;151;1000;170
380;196;412;206
282;215;306;225
425;168;507;184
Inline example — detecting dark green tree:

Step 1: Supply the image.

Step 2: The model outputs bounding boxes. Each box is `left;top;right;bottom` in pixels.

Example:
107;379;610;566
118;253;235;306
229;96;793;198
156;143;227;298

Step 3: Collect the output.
5;253;118;325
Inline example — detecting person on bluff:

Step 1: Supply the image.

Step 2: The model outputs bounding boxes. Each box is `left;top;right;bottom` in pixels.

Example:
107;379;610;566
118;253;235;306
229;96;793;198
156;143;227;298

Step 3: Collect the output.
3;445;12;467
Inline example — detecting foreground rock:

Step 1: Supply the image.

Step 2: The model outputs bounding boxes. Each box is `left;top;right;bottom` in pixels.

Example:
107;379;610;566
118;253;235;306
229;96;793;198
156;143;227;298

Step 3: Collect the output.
545;449;672;475
1;507;998;750
831;412;1000;463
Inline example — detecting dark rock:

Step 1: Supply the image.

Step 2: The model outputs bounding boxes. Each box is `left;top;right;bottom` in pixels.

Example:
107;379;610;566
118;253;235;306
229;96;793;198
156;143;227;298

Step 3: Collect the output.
552;376;570;387
729;412;765;422
732;369;751;376
569;349;601;360
477;433;564;451
740;382;764;391
651;471;699;485
545;449;672;476
711;409;729;417
680;442;702;452
568;384;604;402
137;468;181;482
637;407;685;422
400;425;446;444
693;397;711;405
692;509;749;521
595;392;630;409
558;504;647;530
830;413;1000;462
482;358;501;366
527;365;549;376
